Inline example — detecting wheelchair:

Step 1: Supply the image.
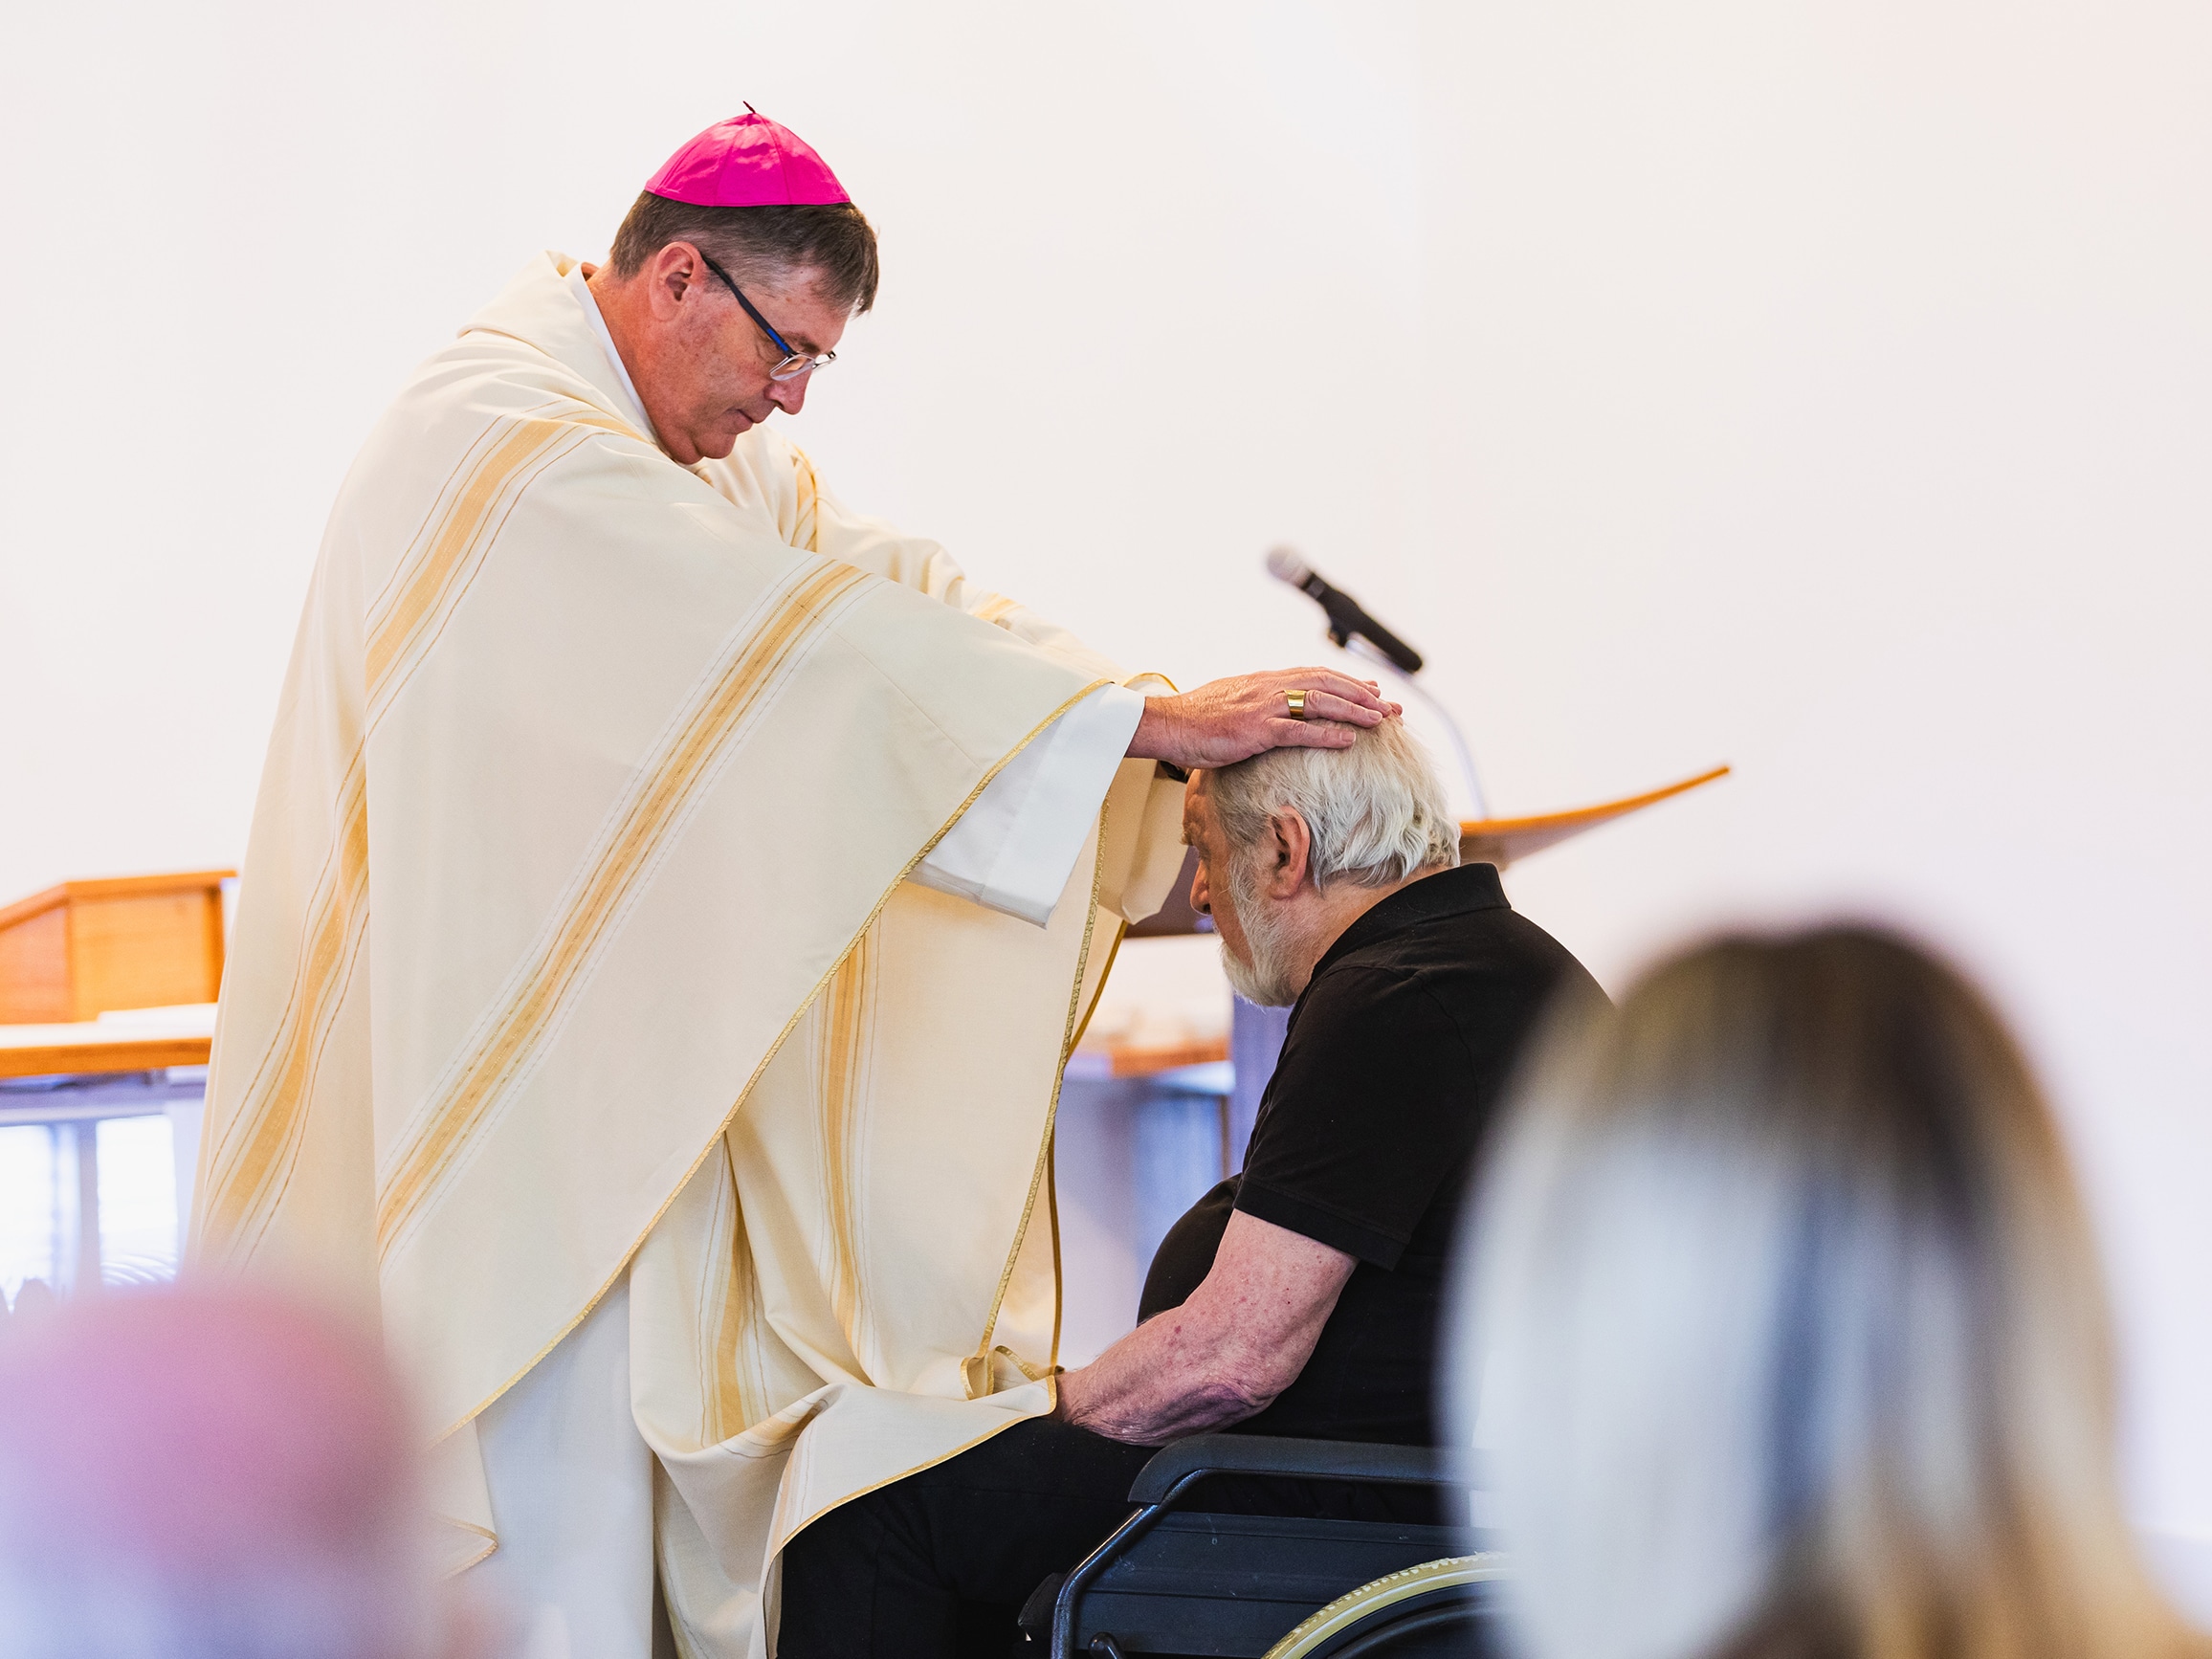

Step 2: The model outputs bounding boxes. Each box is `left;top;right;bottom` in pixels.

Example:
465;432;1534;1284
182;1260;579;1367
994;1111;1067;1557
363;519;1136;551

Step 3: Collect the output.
1015;1434;1504;1658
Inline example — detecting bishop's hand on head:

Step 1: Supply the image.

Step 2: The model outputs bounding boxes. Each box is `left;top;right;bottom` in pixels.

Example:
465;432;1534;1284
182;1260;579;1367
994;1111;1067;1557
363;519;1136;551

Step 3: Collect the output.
1127;670;1402;771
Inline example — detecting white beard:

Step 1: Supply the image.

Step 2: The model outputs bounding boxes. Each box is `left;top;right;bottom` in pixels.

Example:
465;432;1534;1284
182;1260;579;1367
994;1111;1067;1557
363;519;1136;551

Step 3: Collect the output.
1219;858;1303;1007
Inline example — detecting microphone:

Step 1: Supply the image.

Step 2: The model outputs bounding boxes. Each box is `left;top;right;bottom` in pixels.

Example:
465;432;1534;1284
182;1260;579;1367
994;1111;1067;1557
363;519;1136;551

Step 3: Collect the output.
1264;547;1426;675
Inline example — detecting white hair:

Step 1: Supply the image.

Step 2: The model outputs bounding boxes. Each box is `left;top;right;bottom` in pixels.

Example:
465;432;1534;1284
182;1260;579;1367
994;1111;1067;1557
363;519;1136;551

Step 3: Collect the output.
1206;717;1460;896
1450;927;2202;1659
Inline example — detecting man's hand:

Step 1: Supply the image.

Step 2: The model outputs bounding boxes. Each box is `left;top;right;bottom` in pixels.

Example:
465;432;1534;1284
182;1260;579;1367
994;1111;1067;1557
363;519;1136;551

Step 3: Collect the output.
1128;671;1402;771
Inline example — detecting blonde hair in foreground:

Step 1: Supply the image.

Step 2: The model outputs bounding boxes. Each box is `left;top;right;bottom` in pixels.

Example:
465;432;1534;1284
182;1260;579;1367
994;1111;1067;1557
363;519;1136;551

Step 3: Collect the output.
1454;926;2203;1659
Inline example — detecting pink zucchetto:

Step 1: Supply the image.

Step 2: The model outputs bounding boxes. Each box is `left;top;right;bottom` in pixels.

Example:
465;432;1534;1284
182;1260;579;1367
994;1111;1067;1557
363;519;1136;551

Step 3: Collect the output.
645;108;852;208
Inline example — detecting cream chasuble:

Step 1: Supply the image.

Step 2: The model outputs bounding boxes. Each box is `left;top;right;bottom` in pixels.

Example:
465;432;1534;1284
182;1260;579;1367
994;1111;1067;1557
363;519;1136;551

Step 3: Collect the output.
192;253;1185;1656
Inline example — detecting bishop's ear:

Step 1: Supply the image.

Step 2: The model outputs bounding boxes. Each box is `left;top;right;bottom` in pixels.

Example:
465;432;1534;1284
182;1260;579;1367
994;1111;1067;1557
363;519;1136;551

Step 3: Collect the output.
649;241;708;320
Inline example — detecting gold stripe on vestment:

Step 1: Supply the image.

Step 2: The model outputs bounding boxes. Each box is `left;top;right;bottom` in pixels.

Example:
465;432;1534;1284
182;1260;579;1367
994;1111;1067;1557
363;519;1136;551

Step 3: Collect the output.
196;761;372;1260
788;447;824;553
206;403;648;1262
705;1157;745;1443
361;416;512;630
817;934;874;1360
699;1151;745;1445
416;670;1116;1443
972;594;1022;628
374;558;877;1257
365;408;646;701
365;419;567;694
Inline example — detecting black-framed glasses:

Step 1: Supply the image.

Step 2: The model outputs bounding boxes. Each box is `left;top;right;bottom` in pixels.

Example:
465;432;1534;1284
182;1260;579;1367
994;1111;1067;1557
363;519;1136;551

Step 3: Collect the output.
697;252;836;382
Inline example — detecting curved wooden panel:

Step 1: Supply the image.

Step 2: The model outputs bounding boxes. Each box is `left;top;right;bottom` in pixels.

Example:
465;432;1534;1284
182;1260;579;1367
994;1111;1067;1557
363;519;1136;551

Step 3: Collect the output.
1460;764;1731;869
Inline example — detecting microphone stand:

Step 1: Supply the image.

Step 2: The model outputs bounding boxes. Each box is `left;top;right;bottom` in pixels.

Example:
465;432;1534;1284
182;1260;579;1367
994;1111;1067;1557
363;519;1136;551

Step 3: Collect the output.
1341;636;1490;821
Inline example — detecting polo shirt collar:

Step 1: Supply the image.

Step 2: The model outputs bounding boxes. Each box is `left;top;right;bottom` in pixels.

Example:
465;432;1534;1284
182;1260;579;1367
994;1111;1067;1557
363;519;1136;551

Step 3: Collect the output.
1310;862;1509;978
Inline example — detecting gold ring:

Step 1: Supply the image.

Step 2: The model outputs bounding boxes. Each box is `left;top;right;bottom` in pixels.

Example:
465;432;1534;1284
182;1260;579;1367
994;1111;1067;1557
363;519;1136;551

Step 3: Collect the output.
1286;689;1309;719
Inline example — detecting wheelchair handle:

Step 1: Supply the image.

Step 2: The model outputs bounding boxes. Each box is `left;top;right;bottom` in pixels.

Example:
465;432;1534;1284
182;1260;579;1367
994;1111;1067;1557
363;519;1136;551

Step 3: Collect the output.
1125;1434;1479;1505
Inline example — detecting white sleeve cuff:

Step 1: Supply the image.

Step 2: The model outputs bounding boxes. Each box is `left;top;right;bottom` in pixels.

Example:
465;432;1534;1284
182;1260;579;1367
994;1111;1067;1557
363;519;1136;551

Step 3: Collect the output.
909;683;1147;927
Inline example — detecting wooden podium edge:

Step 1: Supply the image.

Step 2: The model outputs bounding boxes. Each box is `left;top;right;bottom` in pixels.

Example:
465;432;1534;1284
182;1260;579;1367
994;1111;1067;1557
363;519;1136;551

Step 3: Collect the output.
1460;763;1732;839
0;868;237;932
0;1033;213;1080
1461;764;1732;868
1066;1035;1232;1079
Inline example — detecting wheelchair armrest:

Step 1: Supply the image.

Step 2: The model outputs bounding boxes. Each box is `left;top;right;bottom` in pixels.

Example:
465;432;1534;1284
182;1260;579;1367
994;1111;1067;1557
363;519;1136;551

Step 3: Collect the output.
1126;1433;1475;1505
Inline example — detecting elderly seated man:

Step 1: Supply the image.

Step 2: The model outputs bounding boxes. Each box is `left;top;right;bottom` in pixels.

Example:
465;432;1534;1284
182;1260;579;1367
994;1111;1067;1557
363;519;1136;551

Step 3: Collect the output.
777;719;1600;1658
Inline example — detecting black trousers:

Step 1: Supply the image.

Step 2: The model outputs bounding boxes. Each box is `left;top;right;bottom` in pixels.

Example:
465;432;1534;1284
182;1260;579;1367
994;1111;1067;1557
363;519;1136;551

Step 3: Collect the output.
775;1415;1156;1659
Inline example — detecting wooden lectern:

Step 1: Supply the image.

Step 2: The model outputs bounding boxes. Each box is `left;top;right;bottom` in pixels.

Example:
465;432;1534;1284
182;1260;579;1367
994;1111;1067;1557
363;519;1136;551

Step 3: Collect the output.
0;870;232;1023
0;870;232;1078
0;875;233;1294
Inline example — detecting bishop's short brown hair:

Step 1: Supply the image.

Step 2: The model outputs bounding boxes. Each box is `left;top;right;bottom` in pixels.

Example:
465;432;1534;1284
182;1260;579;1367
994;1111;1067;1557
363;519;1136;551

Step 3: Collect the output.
607;193;880;315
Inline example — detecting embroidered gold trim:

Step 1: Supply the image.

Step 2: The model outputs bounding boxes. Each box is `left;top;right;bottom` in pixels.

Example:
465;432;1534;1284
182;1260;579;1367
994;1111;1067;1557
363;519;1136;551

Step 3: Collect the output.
972;800;1111;1374
766;1384;1058;1559
1065;919;1129;1061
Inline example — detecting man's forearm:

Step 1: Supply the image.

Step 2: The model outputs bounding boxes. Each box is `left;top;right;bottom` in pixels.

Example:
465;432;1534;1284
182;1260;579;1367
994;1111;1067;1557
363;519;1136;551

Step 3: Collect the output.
1057;1210;1354;1446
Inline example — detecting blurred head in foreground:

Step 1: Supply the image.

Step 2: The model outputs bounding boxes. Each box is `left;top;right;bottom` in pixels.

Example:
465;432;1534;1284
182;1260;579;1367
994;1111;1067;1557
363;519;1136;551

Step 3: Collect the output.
1456;926;2202;1659
0;1285;443;1659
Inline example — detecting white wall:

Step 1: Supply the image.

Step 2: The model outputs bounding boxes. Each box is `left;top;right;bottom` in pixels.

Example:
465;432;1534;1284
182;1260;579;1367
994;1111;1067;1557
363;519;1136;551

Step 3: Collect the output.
0;0;1427;896
1411;2;2212;1596
4;0;2207;1605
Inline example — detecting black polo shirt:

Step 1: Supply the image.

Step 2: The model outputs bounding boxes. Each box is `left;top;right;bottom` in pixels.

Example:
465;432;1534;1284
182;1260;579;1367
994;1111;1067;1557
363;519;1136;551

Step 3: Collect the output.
1137;862;1601;1447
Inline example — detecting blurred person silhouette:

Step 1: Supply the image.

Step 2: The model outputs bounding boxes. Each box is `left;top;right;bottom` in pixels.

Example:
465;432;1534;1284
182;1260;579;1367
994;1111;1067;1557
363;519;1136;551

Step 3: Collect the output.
0;1285;479;1659
1453;925;2206;1659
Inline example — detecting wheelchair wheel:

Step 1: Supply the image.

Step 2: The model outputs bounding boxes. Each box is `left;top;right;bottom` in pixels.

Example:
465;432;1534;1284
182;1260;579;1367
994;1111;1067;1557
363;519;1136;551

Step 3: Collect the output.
1262;1554;1506;1658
